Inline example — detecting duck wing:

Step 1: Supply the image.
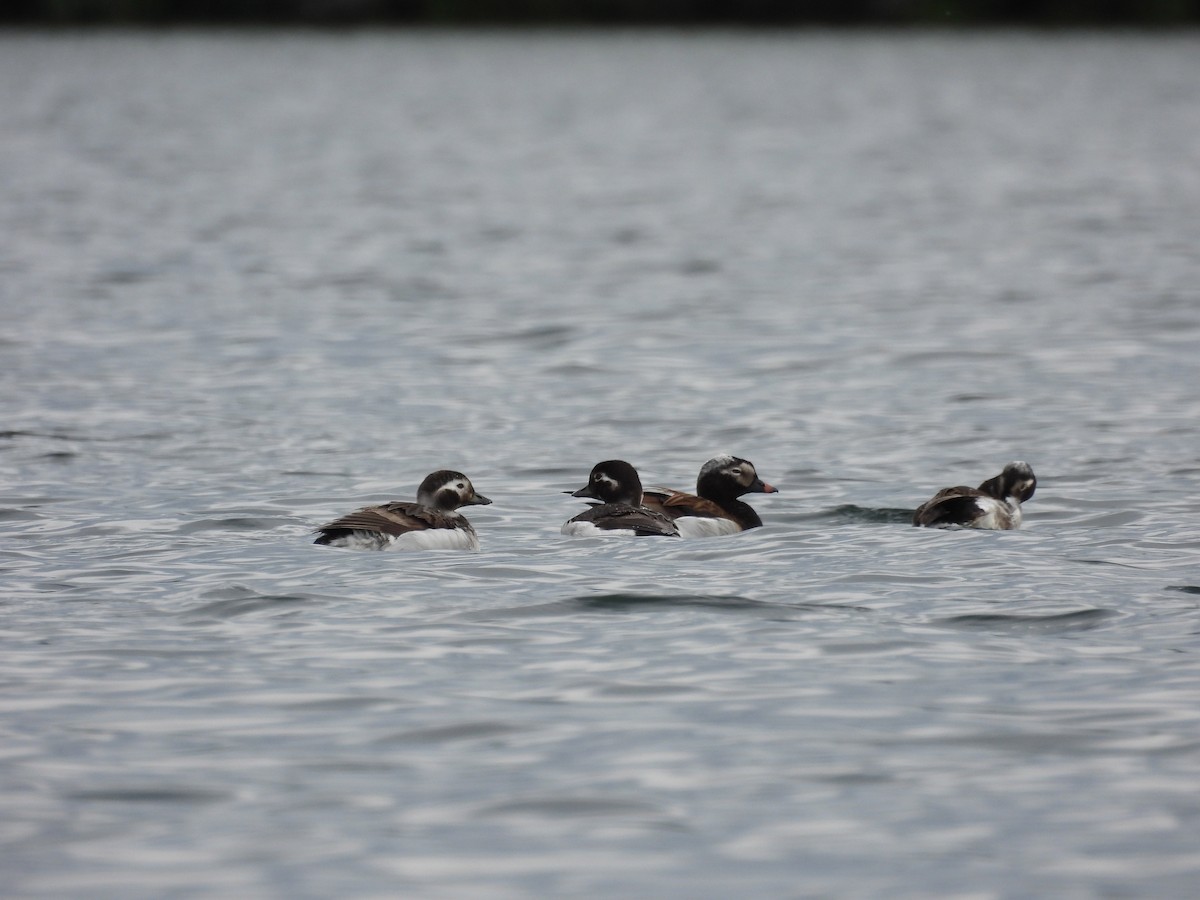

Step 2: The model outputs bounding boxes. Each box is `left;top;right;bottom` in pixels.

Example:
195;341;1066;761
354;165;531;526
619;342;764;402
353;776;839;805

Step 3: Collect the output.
315;501;451;543
567;502;680;537
642;488;732;522
912;487;985;528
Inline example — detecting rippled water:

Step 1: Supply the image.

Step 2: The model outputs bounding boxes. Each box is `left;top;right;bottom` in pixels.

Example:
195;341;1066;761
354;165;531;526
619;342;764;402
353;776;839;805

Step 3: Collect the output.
3;30;1200;897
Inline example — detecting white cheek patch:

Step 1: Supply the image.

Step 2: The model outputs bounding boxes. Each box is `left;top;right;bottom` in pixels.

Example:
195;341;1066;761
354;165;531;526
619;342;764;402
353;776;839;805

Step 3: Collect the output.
595;473;618;490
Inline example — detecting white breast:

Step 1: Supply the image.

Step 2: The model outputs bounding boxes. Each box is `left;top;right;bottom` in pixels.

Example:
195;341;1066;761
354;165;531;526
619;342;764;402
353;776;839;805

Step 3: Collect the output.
673;516;743;538
389;527;480;550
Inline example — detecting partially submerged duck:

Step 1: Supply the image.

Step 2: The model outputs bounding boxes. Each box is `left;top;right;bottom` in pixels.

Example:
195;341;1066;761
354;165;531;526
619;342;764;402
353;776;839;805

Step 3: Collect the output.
912;461;1036;530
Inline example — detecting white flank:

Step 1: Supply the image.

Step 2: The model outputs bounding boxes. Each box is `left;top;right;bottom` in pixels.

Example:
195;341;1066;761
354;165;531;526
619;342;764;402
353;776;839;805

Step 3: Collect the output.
324;532;392;550
969;497;1021;530
326;527;478;550
390;528;480;550
674;516;742;538
562;520;636;537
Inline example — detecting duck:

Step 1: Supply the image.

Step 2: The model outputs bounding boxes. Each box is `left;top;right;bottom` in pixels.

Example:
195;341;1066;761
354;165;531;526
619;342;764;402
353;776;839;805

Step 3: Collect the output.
641;455;779;537
562;460;680;537
912;461;1036;530
313;469;491;549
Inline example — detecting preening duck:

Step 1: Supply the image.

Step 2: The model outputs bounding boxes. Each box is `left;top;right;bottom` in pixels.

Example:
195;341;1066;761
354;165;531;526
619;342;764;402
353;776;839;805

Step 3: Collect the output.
912;461;1036;530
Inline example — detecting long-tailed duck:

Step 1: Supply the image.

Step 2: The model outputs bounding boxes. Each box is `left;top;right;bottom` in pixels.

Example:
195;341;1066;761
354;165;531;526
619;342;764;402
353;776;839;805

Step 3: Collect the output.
562;460;680;537
314;470;491;550
641;455;779;538
912;461;1036;530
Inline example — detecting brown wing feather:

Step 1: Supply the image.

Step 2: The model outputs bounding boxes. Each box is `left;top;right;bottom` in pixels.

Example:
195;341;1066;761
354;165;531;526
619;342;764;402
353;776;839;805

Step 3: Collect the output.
912;486;984;527
318;502;440;537
568;503;679;537
642;489;734;522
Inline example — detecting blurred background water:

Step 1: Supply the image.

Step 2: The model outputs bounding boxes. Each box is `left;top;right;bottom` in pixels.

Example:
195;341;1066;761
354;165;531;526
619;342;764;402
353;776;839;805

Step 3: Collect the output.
2;30;1199;897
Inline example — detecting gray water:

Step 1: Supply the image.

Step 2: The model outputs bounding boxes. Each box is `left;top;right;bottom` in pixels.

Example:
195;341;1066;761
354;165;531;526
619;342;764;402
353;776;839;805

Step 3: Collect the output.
3;30;1200;898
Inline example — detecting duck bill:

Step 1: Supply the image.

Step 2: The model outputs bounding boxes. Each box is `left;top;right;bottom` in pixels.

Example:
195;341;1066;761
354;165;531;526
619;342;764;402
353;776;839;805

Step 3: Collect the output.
752;478;779;494
466;493;493;506
569;485;597;499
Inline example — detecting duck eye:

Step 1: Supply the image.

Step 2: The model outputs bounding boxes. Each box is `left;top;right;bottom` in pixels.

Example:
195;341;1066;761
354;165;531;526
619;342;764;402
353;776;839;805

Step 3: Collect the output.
456;483;465;490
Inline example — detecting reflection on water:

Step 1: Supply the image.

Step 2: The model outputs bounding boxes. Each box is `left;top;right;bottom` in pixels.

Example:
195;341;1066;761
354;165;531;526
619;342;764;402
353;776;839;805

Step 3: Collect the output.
2;29;1200;899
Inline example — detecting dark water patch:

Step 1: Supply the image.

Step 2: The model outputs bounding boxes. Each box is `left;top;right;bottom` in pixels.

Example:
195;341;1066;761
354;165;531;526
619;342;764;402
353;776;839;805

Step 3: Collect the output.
183;586;318;619
753;356;840;374
806;505;914;525
460;593;796;620
65;647;230;659
479;795;670;821
0;429;81;441
891;731;1107;757
546;362;612;376
177;516;290;534
1069;557;1145;570
0;428;171;445
893;350;1017;366
937;608;1117;633
285;696;396;713
0;495;66;506
387;275;457;302
822;640;921;656
296;759;408;774
303;269;391;291
679;257;720;276
95;260;167;285
1166;585;1200;595
816;771;895;785
571;593;767;613
47;566;156;581
463;324;575;349
375;721;522;746
597;681;700;698
905;732;1200;759
0;507;42;522
479;223;522;243
38;450;78;462
67;786;230;804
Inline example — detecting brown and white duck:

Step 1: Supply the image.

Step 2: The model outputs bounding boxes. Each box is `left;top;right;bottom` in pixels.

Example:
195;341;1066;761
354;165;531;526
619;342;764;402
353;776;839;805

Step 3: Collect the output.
912;461;1036;530
314;470;491;550
641;455;779;538
562;460;680;537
